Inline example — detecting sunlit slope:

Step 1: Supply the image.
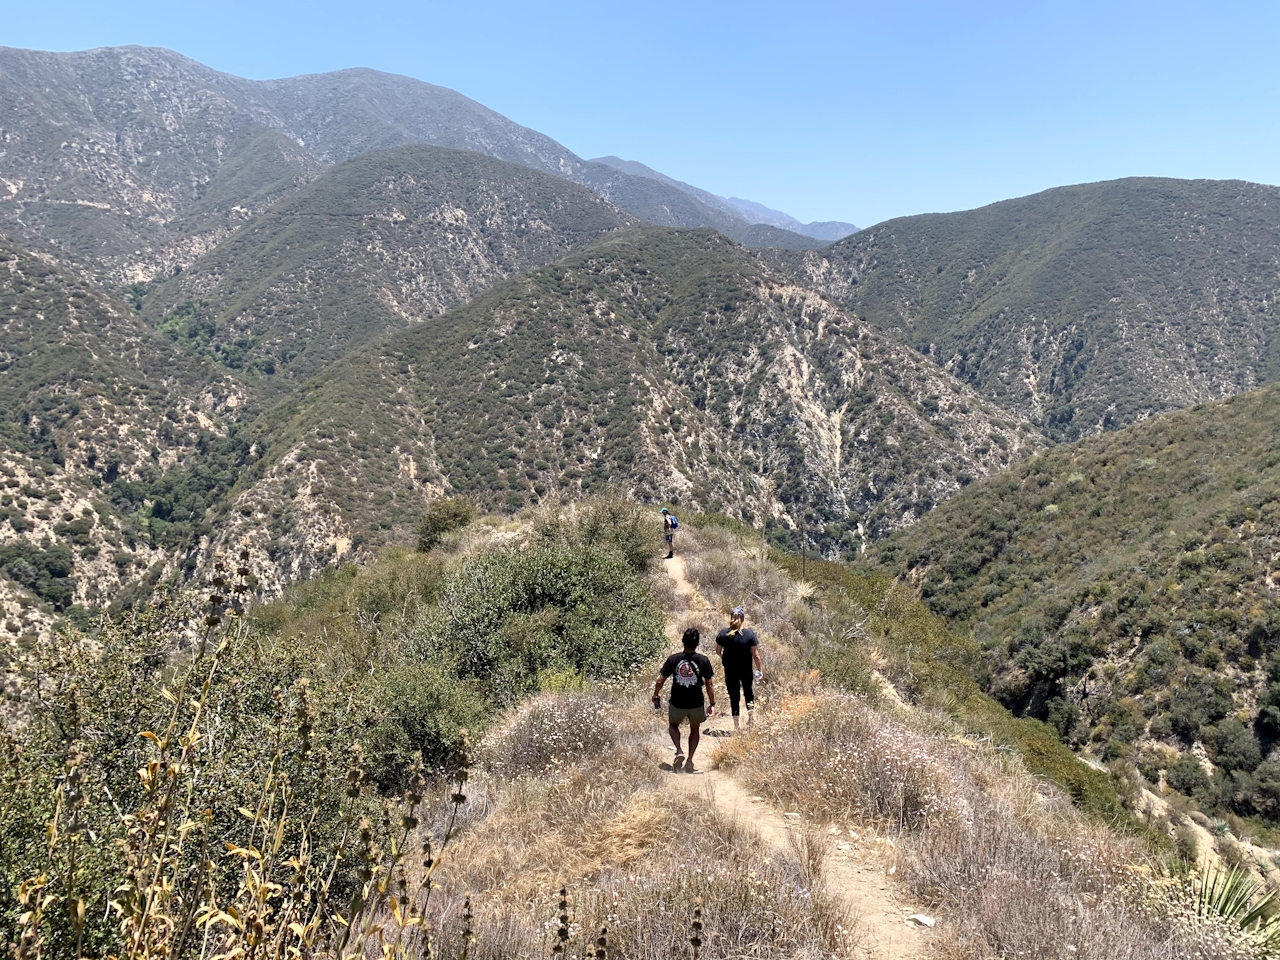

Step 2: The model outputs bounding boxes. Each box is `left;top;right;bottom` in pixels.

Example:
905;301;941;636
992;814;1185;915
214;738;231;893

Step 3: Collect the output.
0;45;323;281
223;228;1037;576
0;234;249;635
876;384;1280;818
779;177;1280;440
0;44;821;281
142;144;637;389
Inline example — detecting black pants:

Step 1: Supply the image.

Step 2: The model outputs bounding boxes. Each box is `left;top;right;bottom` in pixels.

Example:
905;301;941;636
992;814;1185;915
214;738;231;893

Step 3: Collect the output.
723;664;755;716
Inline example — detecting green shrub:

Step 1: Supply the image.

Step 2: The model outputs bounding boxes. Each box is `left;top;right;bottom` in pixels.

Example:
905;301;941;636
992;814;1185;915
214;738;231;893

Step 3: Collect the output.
433;544;663;701
0;541;75;610
1167;756;1212;798
0;602;374;956
534;495;663;573
362;663;487;789
416;496;477;551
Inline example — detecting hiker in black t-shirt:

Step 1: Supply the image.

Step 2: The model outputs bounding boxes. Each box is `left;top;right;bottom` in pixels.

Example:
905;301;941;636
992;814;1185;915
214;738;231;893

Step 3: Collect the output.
716;606;762;733
652;627;716;771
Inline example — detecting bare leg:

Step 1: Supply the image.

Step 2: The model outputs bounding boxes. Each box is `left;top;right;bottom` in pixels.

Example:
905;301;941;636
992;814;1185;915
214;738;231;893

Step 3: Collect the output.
669;720;683;754
687;721;701;764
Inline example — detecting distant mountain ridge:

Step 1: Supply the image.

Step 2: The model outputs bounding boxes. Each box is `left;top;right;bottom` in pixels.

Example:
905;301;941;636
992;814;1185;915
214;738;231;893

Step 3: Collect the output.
141;143;637;390
0;44;826;283
592;156;858;242
772;177;1280;440
722;196;858;242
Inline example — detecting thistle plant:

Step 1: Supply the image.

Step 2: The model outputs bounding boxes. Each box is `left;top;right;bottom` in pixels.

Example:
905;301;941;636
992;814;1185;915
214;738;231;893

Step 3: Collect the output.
689;897;704;960
551;887;571;957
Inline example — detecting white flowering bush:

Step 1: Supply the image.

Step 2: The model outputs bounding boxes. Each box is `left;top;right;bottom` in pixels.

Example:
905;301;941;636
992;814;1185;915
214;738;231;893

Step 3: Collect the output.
481;693;618;777
732;693;957;830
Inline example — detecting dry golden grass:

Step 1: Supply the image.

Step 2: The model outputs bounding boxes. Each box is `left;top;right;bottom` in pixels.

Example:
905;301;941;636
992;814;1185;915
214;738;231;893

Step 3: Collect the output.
426;690;858;959
720;685;1280;959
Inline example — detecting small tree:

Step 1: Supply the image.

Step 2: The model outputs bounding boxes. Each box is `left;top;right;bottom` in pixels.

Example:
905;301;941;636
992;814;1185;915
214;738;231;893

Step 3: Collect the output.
417;496;477;552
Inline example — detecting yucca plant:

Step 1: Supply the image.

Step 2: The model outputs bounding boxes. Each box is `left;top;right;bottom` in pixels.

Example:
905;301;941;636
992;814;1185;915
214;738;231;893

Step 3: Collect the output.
1196;863;1280;955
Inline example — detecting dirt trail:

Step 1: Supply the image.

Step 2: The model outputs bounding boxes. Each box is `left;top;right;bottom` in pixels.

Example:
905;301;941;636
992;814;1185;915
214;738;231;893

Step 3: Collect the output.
652;555;932;960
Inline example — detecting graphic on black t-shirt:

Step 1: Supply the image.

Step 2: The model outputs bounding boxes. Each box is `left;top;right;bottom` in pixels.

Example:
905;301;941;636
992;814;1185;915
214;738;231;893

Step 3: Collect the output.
661;651;713;709
674;659;700;688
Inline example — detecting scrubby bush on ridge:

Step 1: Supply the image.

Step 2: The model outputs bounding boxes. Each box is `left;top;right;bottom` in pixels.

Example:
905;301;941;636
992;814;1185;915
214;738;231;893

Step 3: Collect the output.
0;498;667;955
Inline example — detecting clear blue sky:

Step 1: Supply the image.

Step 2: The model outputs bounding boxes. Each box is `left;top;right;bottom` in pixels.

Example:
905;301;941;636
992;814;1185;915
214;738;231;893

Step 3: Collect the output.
5;1;1278;227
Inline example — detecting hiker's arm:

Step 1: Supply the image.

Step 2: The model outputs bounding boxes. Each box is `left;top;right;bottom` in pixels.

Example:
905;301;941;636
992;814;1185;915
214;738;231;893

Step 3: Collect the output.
752;647;763;672
652;675;666;710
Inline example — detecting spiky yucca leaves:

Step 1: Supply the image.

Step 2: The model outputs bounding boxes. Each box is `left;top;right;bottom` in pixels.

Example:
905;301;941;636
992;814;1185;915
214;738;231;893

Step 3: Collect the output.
1195;864;1280;956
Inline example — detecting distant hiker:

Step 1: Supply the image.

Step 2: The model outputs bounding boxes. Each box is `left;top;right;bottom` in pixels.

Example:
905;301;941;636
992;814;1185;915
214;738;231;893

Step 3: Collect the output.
716;606;762;733
661;507;679;559
653;627;715;771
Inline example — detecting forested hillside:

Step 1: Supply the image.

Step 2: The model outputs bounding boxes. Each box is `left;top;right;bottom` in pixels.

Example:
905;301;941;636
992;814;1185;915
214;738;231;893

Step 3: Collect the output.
216;228;1036;581
779;178;1280;440
140;144;636;387
0;234;251;643
876;384;1280;820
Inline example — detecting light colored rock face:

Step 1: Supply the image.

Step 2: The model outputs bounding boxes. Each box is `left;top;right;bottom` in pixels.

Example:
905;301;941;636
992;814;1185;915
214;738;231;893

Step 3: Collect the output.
775;177;1280;442
212;229;1038;582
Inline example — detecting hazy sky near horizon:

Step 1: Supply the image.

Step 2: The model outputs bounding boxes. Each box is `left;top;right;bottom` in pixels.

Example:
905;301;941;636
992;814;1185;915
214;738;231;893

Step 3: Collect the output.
6;1;1278;226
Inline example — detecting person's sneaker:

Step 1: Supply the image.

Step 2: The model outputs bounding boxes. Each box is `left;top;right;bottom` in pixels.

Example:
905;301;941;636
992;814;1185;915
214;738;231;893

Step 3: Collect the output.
672;752;685;770
684;760;696;773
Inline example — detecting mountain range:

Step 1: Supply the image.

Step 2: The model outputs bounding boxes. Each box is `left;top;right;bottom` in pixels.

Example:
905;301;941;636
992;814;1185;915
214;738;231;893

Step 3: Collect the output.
590;156;858;242
217;226;1032;580
3;44;1280;805
139;144;637;388
773;177;1280;441
0;44;832;288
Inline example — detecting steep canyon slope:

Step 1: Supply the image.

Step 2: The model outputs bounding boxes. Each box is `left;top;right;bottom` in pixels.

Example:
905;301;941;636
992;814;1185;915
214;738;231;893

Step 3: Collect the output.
217;228;1037;581
775;178;1280;440
140;144;637;388
0;233;249;648
876;384;1280;820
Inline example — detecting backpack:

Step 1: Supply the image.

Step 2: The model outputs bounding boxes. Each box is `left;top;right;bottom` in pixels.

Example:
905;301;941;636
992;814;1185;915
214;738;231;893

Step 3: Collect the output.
668;515;679;530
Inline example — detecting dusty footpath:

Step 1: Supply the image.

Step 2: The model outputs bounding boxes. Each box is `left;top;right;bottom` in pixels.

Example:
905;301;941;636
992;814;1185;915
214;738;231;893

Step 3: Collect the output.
654;556;931;960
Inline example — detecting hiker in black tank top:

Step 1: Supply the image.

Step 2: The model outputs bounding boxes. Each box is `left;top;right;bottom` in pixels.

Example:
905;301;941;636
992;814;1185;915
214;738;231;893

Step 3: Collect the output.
715;607;762;733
